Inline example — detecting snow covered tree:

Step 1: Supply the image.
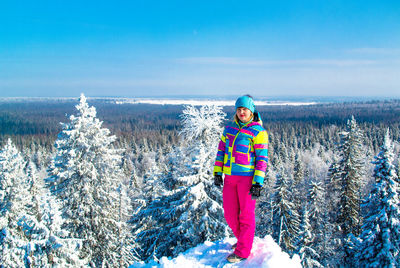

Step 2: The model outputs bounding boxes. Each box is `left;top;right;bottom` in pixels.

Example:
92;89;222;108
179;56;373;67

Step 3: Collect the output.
326;154;342;223
296;206;322;268
131;181;228;261
179;104;225;146
113;183;137;265
336;116;365;265
338;116;365;235
255;186;274;238
164;146;192;189
290;152;307;235
130;104;229;261
321;154;343;266
0;139;83;266
0;138;29;266
47;94;128;266
358;129;400;267
308;181;324;229
272;164;300;253
293;153;305;186
141;150;166;201
178;104;227;182
18;191;85;267
307;180;326;260
0;139;29;218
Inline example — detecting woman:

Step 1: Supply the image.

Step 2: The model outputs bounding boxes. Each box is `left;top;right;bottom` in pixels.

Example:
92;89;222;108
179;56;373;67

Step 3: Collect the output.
213;95;269;263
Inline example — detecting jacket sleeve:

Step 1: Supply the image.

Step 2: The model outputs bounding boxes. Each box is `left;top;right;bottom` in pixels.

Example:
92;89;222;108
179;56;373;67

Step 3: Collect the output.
213;128;227;176
252;130;269;186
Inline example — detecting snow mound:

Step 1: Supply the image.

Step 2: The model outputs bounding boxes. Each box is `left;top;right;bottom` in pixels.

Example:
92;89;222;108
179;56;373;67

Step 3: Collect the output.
130;235;301;268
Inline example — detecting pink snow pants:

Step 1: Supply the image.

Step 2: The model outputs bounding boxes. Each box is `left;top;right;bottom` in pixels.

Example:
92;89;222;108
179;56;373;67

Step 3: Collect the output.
223;175;256;258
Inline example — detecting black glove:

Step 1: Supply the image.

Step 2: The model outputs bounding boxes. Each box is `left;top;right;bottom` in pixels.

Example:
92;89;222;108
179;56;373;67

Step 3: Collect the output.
250;184;262;199
214;175;223;187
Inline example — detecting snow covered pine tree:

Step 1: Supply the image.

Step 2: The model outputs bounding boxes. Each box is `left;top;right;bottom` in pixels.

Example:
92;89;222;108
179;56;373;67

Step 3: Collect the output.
296;206;322;267
0;139;30;266
47;94;134;266
358;129;400;267
337;116;365;266
271;162;300;253
0;139;84;266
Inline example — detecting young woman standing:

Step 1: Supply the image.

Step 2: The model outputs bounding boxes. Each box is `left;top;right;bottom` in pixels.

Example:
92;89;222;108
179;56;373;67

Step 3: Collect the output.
213;95;269;263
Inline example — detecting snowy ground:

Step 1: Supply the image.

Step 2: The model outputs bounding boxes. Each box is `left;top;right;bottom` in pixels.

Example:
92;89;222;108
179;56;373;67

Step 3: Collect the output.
130;235;301;268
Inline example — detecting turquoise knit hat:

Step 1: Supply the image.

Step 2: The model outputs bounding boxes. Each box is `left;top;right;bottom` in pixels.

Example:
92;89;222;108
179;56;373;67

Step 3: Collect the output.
235;95;255;113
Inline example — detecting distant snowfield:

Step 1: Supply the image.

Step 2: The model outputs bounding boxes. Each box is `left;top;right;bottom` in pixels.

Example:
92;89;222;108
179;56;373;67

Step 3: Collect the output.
0;97;317;106
130;235;301;268
115;98;317;106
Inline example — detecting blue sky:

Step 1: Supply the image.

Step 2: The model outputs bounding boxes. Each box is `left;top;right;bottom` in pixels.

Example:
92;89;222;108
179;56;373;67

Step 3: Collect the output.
1;0;399;98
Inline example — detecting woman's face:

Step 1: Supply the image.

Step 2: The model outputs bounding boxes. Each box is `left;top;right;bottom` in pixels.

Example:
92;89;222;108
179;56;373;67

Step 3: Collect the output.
236;107;252;123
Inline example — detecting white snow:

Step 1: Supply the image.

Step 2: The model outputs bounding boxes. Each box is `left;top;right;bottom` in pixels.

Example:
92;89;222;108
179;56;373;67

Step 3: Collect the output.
0;96;317;106
115;98;316;106
129;235;301;268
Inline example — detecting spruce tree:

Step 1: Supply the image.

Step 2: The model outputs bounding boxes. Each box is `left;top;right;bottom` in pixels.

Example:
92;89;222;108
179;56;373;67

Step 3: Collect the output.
323;154;343;266
47;94;128;266
296;206;323;268
358;129;400;267
272;163;300;253
0;139;29;266
0;140;83;266
308;180;326;260
114;183;137;265
337;116;365;265
293;153;305;186
19;189;85;266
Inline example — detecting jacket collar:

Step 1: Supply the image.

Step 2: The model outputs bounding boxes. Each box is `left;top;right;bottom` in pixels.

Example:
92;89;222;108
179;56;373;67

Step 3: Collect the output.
235;117;253;128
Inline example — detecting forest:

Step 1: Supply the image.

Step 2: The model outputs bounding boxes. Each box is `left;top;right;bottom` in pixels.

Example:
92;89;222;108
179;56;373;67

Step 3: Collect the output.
1;96;400;267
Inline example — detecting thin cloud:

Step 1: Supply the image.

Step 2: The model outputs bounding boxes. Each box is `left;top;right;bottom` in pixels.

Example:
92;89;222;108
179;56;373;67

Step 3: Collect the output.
347;47;400;55
177;57;377;67
177;57;266;66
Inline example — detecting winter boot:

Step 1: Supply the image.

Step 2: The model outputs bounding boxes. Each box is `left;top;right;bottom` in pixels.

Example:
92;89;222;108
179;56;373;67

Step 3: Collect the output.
226;253;246;263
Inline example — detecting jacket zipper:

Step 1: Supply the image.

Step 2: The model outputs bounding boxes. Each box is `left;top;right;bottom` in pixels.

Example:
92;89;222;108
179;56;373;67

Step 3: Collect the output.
230;120;251;168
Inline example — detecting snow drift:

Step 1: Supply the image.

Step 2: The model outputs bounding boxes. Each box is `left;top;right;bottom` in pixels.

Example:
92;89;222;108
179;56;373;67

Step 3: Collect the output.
130;235;301;268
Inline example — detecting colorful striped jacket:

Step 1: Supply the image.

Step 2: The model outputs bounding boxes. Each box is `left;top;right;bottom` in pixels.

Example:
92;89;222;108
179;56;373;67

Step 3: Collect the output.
213;119;269;186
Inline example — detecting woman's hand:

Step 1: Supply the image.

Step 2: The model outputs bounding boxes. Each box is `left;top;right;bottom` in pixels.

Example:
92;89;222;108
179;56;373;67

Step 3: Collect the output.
250;183;262;199
214;175;223;187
